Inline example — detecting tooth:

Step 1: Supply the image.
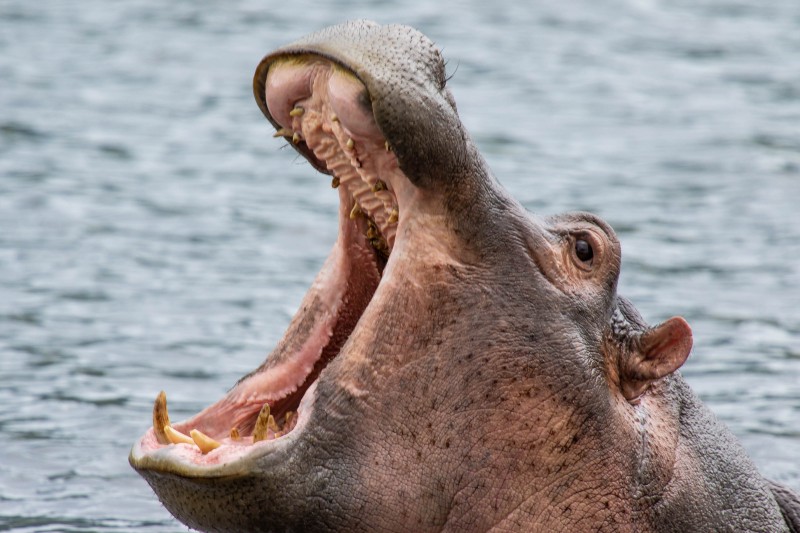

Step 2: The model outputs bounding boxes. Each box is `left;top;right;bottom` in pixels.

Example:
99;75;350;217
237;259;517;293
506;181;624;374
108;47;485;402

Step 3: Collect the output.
272;430;283;439
331;114;339;122
230;427;241;441
367;225;378;239
350;203;362;220
153;391;171;445
289;106;304;117
292;132;302;144
346;138;354;149
268;415;279;432
331;176;340;189
372;238;388;253
164;425;194;445
284;411;295;429
385;140;391;151
253;403;271;443
388;208;399;224
371;180;387;193
190;429;221;454
273;128;292;138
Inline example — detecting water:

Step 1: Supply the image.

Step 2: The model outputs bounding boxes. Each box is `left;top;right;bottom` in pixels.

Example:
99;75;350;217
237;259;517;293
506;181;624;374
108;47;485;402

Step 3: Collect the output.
1;0;798;530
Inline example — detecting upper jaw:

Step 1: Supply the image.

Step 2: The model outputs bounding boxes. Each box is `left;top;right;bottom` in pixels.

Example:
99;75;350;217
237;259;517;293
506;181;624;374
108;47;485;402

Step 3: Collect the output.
253;20;474;189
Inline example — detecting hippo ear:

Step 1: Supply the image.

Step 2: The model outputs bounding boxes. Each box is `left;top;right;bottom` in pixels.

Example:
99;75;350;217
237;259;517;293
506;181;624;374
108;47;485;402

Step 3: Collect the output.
619;317;693;403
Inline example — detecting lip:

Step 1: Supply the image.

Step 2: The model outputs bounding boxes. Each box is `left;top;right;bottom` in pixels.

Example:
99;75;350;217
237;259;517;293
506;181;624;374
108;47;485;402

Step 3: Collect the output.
129;381;318;478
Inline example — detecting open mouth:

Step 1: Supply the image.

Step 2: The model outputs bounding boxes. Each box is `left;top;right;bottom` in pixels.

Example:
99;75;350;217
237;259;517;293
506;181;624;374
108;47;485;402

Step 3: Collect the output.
131;55;406;469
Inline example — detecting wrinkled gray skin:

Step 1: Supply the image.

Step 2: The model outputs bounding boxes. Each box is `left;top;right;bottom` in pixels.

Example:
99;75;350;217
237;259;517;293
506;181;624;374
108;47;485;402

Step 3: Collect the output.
132;21;800;532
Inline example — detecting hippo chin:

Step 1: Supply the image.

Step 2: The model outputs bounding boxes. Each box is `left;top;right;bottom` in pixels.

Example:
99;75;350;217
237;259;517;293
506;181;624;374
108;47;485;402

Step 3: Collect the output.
130;20;800;532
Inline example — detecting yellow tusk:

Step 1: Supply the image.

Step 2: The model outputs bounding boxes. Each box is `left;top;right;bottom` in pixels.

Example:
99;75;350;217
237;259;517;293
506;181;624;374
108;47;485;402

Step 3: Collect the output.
152;391;171;445
190;429;221;454
164;425;194;445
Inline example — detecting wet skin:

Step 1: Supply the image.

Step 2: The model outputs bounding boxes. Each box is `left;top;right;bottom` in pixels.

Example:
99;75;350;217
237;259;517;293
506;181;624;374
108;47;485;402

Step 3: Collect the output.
130;20;800;532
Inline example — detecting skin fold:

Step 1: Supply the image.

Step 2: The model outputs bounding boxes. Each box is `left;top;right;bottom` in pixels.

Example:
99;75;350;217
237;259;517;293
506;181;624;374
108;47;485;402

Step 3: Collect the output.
130;20;800;533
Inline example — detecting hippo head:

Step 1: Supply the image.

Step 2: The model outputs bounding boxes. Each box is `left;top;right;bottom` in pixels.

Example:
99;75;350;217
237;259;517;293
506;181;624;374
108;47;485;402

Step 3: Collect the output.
130;21;694;531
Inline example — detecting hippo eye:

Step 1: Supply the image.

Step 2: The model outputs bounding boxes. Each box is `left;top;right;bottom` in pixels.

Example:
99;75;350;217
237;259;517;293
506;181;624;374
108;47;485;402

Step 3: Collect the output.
575;238;593;263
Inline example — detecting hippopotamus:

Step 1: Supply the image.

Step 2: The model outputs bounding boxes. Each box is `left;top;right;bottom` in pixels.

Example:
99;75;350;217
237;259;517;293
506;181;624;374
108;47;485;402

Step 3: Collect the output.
129;20;800;532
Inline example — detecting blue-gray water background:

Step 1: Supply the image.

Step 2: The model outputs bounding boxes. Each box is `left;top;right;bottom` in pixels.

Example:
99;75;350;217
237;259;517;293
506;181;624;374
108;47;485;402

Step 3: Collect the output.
1;1;799;531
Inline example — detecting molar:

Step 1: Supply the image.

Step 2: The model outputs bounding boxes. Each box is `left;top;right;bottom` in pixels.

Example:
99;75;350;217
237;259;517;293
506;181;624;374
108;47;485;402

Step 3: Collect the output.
253;403;272;443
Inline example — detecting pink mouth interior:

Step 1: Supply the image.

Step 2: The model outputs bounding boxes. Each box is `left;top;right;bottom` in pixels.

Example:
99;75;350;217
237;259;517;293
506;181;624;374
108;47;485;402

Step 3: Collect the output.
137;56;404;465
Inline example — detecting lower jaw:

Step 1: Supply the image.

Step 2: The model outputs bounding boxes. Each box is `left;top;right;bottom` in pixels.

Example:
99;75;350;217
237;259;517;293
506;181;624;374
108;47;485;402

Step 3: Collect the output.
131;195;386;472
129;380;320;475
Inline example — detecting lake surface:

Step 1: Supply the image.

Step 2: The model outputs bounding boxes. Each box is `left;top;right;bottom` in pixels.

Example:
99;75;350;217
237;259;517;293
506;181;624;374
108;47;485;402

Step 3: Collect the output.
1;0;798;530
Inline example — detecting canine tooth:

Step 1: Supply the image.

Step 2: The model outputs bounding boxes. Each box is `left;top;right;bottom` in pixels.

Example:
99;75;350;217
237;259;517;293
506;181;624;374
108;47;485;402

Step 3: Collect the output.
153;391;171;445
388;208;399;224
350;203;362;220
292;132;302;144
164;425;194;445
273;128;292;138
230;427;241;441
253;403;271;443
346;138;354;149
371;180;387;192
289;106;304;117
190;429;221;454
331;177;340;189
